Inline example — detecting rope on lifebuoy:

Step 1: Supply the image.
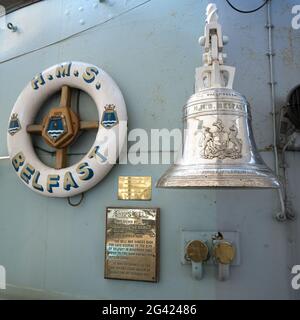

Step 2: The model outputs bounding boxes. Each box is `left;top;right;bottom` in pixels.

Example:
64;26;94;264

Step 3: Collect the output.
67;193;85;207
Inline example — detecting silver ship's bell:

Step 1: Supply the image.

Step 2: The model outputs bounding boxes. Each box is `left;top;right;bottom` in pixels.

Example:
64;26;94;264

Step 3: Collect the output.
157;3;280;188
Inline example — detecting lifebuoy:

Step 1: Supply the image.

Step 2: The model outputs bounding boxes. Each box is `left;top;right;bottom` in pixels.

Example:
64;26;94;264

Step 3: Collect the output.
7;61;127;197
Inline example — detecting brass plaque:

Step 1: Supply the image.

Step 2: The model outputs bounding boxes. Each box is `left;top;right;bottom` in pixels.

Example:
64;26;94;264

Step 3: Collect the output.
118;176;152;200
105;207;159;282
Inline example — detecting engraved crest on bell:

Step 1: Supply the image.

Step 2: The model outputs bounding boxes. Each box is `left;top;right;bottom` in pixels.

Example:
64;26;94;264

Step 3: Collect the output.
199;119;242;160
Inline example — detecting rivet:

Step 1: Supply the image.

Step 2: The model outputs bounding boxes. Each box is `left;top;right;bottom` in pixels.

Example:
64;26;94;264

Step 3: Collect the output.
7;22;18;32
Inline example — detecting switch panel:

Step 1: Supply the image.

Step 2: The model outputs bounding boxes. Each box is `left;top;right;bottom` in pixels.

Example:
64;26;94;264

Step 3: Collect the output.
180;230;240;266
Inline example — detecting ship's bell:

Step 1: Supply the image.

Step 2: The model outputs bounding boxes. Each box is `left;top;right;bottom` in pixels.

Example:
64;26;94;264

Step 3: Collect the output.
157;3;280;189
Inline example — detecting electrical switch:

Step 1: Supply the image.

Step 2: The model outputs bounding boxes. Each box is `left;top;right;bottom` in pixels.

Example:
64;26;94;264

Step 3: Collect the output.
185;240;209;280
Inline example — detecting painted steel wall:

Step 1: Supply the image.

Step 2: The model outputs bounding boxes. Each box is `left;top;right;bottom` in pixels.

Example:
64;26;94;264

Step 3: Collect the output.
0;0;299;299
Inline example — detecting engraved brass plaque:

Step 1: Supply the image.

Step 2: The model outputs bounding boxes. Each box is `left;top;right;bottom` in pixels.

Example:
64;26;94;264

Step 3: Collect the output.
105;207;159;282
118;176;152;200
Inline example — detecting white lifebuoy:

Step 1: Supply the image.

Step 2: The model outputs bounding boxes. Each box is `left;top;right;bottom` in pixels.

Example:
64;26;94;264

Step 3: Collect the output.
7;61;127;197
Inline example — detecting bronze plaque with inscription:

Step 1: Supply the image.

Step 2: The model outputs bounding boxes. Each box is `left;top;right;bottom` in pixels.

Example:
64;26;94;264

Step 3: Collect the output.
118;176;152;200
105;207;160;282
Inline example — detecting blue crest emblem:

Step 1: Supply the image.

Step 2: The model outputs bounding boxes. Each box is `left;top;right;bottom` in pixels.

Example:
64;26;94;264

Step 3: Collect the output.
101;104;119;129
8;113;21;136
46;116;65;141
